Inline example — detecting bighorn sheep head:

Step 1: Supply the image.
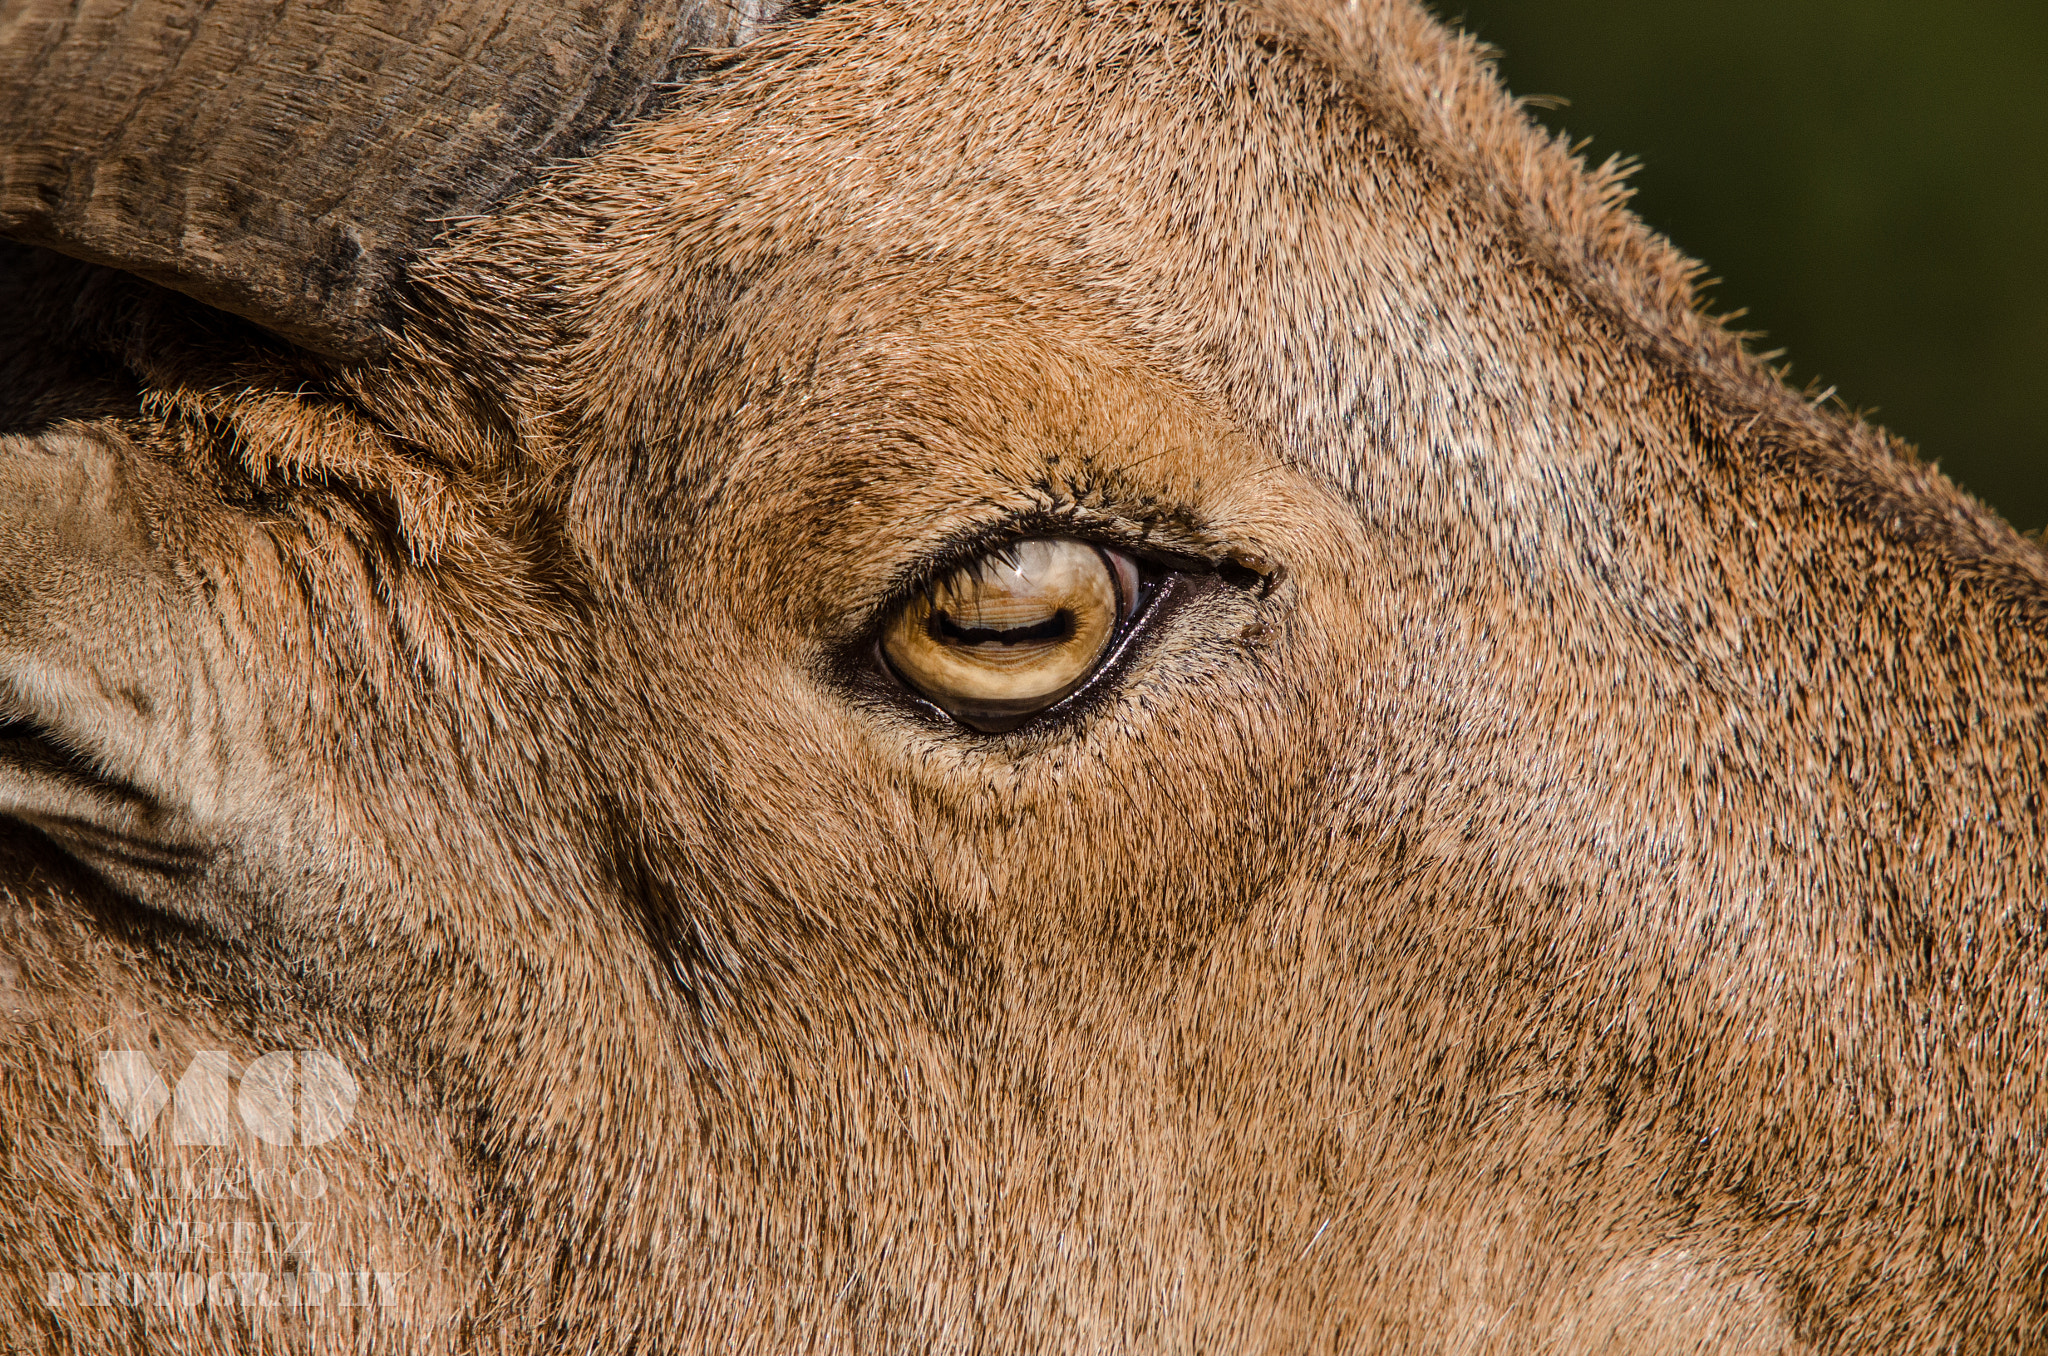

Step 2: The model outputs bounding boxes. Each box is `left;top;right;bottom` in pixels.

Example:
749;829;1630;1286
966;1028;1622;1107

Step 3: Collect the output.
3;0;2044;1351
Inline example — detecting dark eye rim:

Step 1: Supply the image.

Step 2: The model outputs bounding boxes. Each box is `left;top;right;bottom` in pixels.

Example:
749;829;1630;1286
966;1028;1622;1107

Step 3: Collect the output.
889;546;1175;733
834;526;1242;737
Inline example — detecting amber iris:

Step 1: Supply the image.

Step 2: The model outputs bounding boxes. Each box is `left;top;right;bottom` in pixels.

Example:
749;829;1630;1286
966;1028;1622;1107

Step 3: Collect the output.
882;539;1140;727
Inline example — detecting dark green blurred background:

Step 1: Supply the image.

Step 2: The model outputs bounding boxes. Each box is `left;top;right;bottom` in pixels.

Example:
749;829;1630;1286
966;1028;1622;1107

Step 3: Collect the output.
1440;1;2047;531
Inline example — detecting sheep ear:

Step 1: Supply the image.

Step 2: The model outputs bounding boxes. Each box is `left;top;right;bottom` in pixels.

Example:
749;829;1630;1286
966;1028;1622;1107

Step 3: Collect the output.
0;0;781;360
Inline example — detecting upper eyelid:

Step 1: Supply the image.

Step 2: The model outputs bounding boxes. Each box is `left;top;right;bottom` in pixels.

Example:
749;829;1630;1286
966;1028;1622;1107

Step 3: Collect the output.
880;508;1234;611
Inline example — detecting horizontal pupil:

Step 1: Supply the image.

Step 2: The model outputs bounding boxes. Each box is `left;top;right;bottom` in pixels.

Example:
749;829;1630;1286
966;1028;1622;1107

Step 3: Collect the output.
934;609;1072;647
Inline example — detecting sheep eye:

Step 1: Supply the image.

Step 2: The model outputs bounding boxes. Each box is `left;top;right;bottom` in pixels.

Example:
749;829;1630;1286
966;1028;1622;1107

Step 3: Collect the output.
881;538;1145;730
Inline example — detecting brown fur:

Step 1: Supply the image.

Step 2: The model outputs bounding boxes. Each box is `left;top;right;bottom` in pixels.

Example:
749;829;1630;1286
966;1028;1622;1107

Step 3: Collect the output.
2;1;2044;1351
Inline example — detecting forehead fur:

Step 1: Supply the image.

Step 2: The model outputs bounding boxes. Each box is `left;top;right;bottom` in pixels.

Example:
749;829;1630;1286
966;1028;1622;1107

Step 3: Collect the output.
410;0;2040;598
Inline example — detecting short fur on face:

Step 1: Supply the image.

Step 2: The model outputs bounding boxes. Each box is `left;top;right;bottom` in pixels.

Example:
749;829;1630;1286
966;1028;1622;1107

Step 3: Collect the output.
2;1;2044;1352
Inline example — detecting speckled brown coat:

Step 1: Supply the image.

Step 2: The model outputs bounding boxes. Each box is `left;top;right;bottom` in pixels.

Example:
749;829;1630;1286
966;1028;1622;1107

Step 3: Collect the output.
1;1;2043;1351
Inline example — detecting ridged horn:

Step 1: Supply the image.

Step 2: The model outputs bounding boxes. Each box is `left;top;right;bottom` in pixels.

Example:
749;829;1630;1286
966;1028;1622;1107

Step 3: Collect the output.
0;0;784;360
